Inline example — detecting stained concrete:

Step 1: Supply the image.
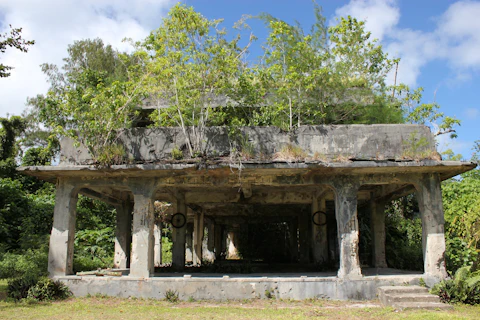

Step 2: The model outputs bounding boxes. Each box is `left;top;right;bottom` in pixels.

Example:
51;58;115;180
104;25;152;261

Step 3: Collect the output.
59;125;436;165
55;272;423;301
18;125;478;301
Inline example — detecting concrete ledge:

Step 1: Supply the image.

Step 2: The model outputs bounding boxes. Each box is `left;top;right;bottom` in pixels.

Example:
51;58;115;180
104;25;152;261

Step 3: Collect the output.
56;273;423;301
59;125;436;165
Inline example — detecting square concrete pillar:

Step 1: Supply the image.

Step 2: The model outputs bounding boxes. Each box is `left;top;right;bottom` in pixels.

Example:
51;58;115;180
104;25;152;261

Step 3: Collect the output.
172;195;187;269
416;173;448;283
154;222;162;267
193;210;204;265
332;177;362;279
48;178;78;276
370;198;387;268
312;197;328;264
185;223;193;263
298;211;310;264
214;224;224;260
227;229;239;259
203;221;216;262
129;180;155;278
289;219;299;262
114;201;133;269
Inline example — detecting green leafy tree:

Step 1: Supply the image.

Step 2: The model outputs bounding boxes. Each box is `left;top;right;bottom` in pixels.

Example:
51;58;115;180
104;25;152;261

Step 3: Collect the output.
257;9;403;130
0;25;35;78
139;4;254;157
27;39;147;164
395;86;461;138
442;170;480;272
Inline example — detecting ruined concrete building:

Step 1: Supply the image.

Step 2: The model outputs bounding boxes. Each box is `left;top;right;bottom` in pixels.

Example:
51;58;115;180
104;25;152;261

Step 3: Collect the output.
19;125;476;300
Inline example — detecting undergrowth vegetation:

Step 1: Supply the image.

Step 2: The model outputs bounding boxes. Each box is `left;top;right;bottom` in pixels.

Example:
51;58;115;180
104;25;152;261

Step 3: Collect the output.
432;266;480;305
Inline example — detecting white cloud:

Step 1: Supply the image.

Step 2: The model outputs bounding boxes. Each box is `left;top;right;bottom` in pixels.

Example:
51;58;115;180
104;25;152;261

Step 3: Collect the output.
0;0;175;117
334;0;480;87
437;1;480;69
334;0;400;42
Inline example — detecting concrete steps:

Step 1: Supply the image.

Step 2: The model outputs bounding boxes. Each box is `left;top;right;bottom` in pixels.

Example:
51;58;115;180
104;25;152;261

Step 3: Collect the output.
378;286;453;310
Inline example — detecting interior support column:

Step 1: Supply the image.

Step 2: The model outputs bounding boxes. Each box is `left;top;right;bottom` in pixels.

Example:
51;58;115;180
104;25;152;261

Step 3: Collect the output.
114;199;133;269
205;221;216;262
214;224;223;260
154;222;162;267
370;196;387;268
129;179;155;278
289;219;299;262
312;196;328;264
193;210;204;266
299;211;310;264
185;223;193;264
172;193;187;269
332;177;362;279
227;225;240;259
416;173;448;283
48;178;78;276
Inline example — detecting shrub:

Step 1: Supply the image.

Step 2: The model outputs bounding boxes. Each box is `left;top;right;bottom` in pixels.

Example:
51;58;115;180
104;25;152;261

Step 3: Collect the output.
171;146;183;160
95;144;126;166
431;266;480;305
73;227;114;272
0;248;48;279
27;277;72;301
7;274;38;300
446;237;478;275
165;289;179;303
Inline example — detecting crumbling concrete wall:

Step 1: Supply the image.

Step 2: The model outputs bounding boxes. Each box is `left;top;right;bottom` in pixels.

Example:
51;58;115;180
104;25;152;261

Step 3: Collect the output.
59;125;436;165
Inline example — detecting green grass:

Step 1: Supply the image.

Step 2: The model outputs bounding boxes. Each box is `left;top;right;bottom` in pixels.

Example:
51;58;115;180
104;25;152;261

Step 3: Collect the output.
0;296;479;319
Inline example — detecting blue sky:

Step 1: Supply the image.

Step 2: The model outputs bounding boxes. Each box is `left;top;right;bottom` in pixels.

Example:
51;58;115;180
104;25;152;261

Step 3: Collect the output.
1;0;479;159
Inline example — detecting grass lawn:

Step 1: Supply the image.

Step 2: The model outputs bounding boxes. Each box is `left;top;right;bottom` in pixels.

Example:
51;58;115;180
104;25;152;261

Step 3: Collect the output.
0;293;479;320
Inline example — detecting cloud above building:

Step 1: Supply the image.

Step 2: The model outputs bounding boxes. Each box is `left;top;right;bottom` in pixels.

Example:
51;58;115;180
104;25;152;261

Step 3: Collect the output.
334;0;480;87
0;0;175;116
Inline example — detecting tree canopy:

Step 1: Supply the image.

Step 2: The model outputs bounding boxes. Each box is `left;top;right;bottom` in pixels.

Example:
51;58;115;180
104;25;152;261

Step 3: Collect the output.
24;3;460;163
0;25;35;78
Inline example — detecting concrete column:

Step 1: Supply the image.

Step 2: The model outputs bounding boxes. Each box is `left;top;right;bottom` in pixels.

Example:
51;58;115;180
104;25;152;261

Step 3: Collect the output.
289;219;299;262
370;197;387;268
204;221;216;262
333;177;362;279
214;224;224;260
114;200;133;269
416;173;448;282
129;180;155;278
299;211;310;264
227;227;240;259
312;197;328;264
185;223;193;263
172;194;187;269
154;222;162;267
48;178;78;276
193;210;204;265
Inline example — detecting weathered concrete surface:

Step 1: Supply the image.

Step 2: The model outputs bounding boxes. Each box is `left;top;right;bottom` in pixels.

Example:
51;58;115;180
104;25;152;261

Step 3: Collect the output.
129;180;155;278
312;197;328;263
333;177;362;279
48;179;78;276
59;125;437;165
153;223;162;267
172;195;186;268
114;201;132;269
370;199;387;268
416;173;448;286
55;273;422;301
